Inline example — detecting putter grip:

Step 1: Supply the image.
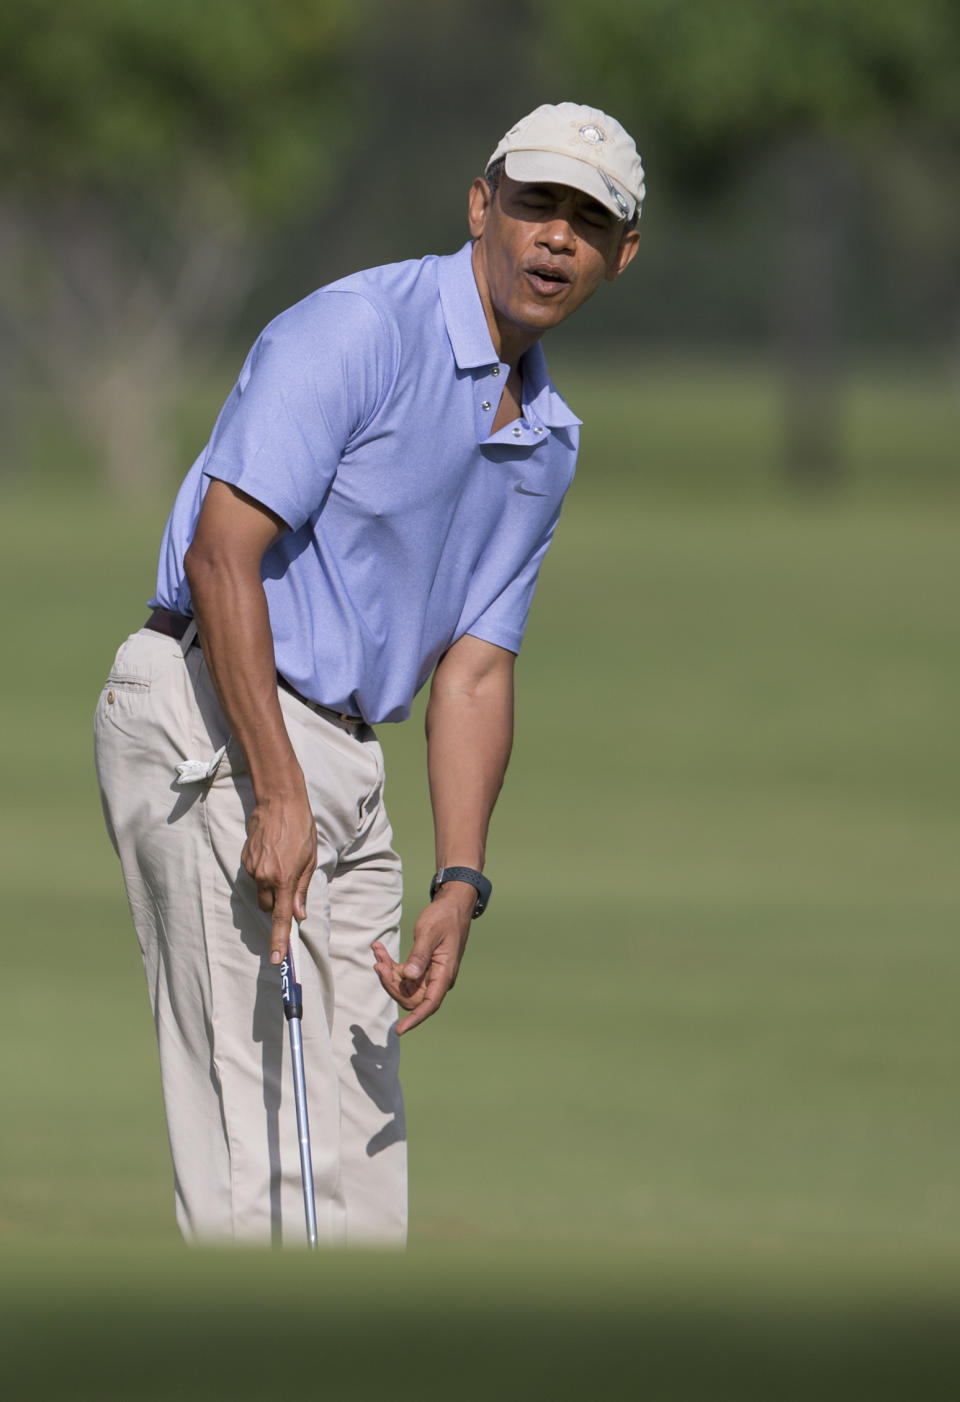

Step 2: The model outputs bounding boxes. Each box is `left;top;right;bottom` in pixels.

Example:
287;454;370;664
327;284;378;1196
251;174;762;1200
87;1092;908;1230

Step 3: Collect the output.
280;952;303;1021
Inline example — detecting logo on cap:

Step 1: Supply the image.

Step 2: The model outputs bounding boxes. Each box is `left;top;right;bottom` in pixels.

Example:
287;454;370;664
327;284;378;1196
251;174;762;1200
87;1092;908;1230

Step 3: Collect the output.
578;124;605;144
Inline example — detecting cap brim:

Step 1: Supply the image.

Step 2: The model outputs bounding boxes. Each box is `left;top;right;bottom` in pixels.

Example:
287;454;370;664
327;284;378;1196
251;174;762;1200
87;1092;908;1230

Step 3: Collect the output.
503;150;635;220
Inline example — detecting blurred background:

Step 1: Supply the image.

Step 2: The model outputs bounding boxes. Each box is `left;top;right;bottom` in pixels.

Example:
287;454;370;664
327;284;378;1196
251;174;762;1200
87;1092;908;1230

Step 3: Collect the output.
1;2;957;1397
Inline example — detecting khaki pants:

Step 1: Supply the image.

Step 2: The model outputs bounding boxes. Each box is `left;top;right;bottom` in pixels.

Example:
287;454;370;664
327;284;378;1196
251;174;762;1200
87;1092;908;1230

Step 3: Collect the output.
94;626;406;1247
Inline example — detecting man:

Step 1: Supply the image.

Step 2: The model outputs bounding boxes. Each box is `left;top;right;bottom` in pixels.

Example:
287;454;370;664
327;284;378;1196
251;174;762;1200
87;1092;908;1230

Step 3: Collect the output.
95;102;643;1247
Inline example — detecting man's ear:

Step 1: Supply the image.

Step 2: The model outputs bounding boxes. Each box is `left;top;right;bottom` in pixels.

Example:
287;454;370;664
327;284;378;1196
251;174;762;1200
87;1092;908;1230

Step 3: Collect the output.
605;228;641;282
468;177;493;240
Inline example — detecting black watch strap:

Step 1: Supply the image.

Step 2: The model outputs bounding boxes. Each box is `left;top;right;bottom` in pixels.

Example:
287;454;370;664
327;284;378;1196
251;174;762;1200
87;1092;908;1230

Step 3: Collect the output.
429;866;492;919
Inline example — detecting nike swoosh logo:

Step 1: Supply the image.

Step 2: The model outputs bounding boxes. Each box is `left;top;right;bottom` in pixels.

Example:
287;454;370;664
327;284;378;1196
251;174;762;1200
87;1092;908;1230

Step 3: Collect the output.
514;482;549;496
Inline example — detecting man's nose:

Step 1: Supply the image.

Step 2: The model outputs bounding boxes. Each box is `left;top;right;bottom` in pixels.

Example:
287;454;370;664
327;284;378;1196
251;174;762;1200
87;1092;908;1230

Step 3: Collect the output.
538;216;576;252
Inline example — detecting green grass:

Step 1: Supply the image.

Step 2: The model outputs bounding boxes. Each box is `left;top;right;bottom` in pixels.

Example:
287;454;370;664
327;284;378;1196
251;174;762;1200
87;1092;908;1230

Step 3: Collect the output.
1;361;958;1397
549;353;959;501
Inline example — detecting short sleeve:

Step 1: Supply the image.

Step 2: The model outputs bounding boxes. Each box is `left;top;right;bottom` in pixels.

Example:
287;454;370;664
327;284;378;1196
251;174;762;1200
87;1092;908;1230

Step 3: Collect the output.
203;290;398;531
461;506;563;655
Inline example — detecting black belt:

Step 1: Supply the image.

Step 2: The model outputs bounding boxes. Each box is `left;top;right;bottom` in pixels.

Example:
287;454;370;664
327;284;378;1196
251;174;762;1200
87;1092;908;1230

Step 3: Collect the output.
145;606;196;642
275;675;365;726
143;608;365;727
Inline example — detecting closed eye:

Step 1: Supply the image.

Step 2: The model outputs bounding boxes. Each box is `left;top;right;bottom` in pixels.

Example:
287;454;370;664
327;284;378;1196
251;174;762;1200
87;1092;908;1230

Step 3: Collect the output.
515;190;612;230
577;202;614;229
509;184;615;233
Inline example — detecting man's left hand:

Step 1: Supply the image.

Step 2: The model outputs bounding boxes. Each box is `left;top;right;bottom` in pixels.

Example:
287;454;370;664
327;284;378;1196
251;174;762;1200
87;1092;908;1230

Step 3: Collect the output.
371;882;475;1035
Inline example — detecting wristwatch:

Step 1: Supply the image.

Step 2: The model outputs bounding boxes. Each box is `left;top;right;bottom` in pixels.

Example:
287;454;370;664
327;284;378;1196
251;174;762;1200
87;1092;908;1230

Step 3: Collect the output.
429;866;492;919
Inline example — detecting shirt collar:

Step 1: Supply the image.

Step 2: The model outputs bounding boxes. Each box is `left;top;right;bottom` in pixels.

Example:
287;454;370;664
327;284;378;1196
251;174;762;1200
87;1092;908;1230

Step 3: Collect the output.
437;242;582;429
438;242;497;370
520;342;581;430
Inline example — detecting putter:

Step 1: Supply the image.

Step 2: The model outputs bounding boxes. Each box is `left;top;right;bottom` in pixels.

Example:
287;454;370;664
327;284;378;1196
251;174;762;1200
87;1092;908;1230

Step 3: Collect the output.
281;933;318;1249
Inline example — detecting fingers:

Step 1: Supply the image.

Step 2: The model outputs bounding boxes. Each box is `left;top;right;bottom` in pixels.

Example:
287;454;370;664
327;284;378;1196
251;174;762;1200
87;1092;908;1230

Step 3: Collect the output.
247;863;309;963
400;926;440;984
262;867;313;964
370;940;424;1008
267;856;317;962
371;942;444;1035
254;878;275;913
394;980;446;1036
269;891;294;966
241;798;317;963
371;902;470;1035
293;859;314;924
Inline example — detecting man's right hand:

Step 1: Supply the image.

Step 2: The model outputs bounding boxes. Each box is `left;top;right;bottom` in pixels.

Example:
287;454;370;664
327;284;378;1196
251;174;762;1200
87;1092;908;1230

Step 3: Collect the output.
241;785;318;965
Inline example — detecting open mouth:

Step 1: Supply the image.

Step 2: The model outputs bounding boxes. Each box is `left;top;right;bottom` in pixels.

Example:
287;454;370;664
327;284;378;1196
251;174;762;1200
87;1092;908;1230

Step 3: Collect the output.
525;264;570;295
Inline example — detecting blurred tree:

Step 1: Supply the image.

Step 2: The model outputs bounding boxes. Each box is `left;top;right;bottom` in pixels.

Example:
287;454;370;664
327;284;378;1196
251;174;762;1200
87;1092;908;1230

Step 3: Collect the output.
534;0;960;480
286;0;547;286
0;0;358;488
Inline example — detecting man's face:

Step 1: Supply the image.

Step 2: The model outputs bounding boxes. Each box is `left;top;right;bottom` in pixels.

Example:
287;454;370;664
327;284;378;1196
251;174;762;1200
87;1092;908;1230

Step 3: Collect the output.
468;172;639;357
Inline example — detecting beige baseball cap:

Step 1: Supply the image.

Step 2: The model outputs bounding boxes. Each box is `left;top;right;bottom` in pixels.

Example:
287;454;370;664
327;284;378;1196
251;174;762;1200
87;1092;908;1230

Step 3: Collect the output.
487;102;645;222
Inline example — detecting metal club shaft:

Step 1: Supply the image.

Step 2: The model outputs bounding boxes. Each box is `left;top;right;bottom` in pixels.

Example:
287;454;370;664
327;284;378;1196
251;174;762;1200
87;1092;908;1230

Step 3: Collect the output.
281;941;318;1249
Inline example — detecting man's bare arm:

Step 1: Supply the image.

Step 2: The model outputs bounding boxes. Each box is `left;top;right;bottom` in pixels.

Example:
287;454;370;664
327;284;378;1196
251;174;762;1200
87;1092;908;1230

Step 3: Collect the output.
184;479;317;964
372;634;515;1033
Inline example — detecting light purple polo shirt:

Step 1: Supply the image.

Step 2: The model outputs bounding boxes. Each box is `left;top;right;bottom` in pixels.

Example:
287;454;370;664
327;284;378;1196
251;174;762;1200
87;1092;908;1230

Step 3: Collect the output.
152;241;581;723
